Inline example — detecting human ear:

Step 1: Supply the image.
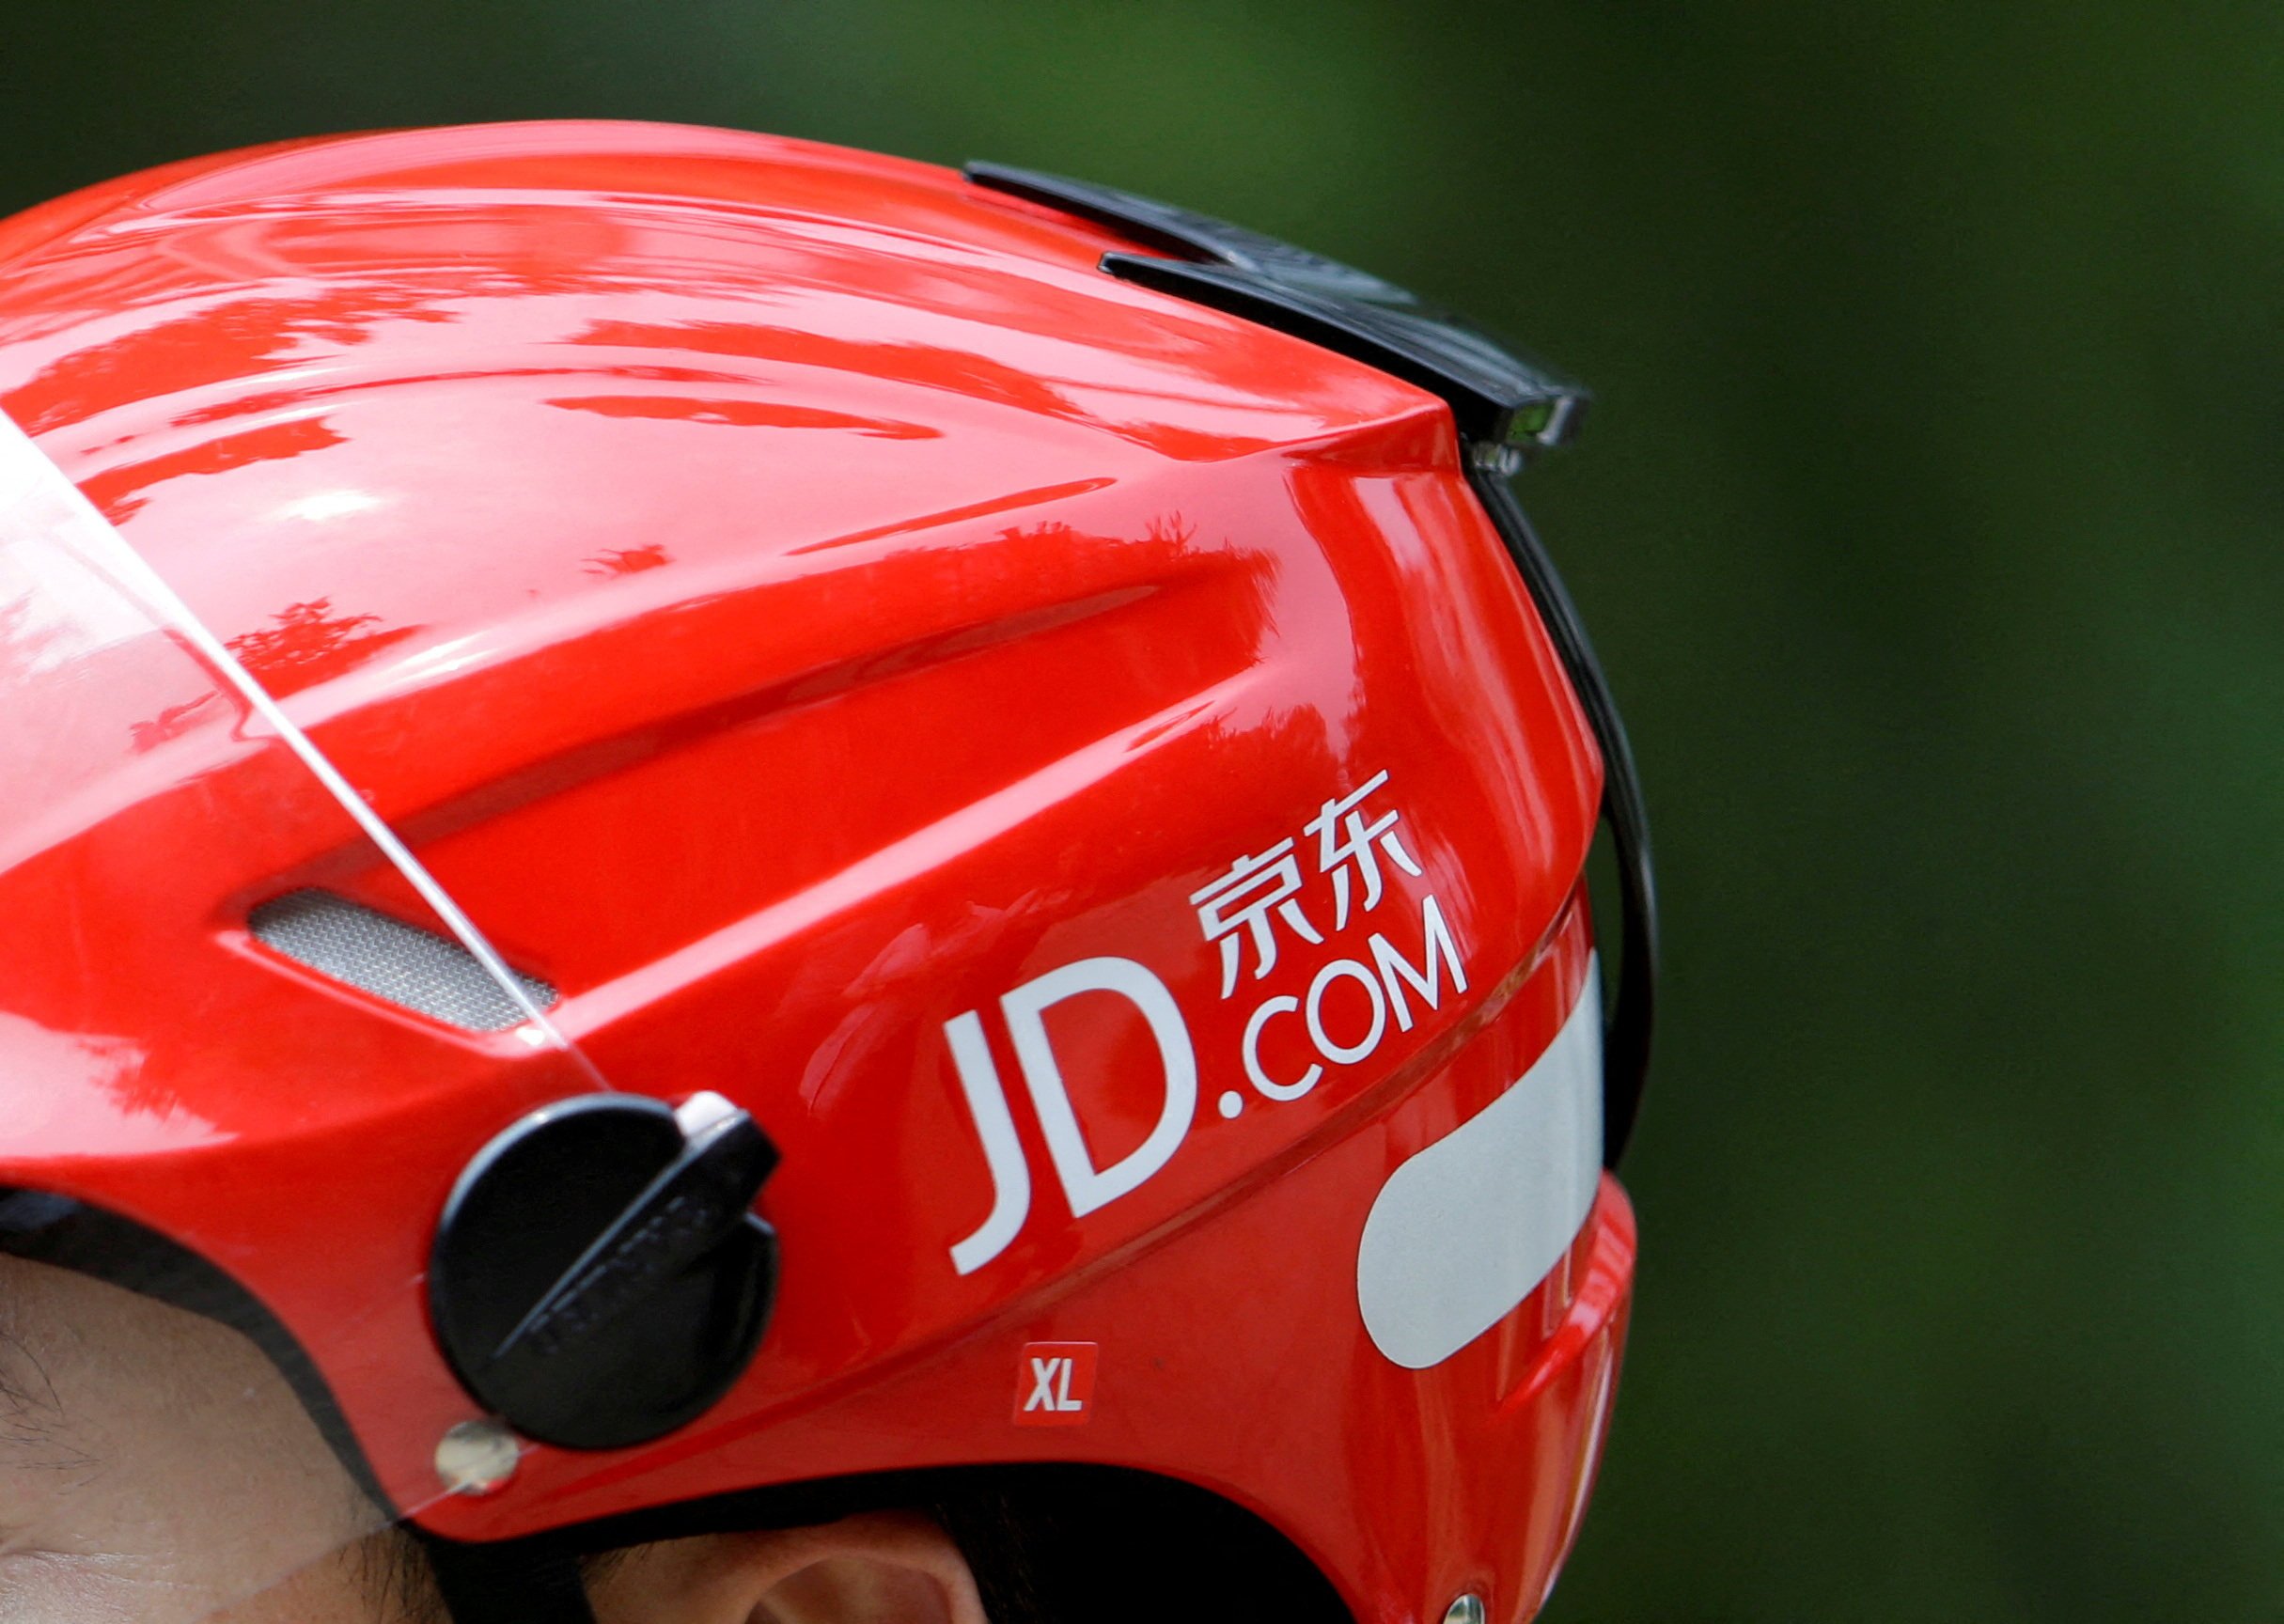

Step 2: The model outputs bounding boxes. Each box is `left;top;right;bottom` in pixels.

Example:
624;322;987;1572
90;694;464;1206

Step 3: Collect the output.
591;1510;990;1624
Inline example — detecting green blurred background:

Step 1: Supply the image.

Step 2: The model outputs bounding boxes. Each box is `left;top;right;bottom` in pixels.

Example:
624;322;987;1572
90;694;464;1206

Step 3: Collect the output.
5;2;2276;1616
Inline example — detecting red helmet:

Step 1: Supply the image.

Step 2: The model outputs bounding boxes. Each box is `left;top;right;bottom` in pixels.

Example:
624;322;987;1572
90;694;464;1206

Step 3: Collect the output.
0;121;1653;1622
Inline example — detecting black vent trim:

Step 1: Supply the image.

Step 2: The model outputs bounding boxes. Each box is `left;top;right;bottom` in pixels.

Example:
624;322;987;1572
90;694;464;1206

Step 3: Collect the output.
965;160;1587;455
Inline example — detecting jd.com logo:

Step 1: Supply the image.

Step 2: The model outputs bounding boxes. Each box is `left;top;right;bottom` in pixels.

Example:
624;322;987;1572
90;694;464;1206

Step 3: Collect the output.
946;771;1466;1274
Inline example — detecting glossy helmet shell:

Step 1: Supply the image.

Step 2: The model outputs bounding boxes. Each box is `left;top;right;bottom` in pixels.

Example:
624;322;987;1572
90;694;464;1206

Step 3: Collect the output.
0;122;1632;1622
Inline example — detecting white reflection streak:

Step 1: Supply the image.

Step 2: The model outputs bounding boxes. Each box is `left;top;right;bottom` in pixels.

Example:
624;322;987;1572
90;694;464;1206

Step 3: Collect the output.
279;489;383;524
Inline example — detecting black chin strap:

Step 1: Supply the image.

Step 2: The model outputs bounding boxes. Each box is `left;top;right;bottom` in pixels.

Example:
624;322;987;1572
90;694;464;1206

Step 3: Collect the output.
414;1529;598;1624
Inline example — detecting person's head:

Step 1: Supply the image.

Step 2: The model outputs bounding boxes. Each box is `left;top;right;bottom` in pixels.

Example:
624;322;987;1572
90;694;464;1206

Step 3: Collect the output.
0;121;1650;1622
0;1250;988;1621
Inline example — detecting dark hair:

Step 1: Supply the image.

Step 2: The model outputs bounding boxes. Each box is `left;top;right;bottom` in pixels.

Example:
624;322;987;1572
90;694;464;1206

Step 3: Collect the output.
368;1465;1349;1624
352;1529;448;1624
931;1467;1350;1624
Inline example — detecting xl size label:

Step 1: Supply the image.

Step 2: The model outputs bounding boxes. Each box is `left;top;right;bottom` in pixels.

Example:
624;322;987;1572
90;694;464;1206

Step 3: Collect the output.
1013;1342;1098;1426
946;771;1466;1273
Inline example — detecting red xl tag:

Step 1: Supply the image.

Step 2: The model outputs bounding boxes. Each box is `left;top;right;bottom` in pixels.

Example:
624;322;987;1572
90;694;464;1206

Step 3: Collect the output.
1013;1341;1098;1427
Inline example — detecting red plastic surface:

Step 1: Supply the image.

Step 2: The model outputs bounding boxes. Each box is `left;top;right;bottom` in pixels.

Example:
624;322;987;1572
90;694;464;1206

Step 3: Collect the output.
0;122;1627;1623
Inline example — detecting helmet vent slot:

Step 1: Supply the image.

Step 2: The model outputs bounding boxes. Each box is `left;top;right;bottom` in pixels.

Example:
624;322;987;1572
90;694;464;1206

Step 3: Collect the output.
249;889;557;1032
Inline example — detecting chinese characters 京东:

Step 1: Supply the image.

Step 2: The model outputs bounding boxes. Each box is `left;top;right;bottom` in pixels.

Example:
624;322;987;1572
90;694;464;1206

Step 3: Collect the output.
1189;770;1422;998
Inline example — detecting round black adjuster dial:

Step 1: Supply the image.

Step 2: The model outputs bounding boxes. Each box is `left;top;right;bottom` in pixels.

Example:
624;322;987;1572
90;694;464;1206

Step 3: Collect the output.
429;1092;779;1451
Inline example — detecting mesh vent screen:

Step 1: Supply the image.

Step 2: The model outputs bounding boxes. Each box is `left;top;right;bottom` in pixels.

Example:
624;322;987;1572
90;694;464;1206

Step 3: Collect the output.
249;890;558;1032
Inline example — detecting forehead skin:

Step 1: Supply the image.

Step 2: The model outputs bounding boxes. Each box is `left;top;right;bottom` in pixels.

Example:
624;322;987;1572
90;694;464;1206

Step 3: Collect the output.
0;1251;399;1621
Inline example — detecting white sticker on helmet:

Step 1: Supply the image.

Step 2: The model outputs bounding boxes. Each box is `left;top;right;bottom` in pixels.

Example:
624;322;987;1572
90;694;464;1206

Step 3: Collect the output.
1355;957;1603;1369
